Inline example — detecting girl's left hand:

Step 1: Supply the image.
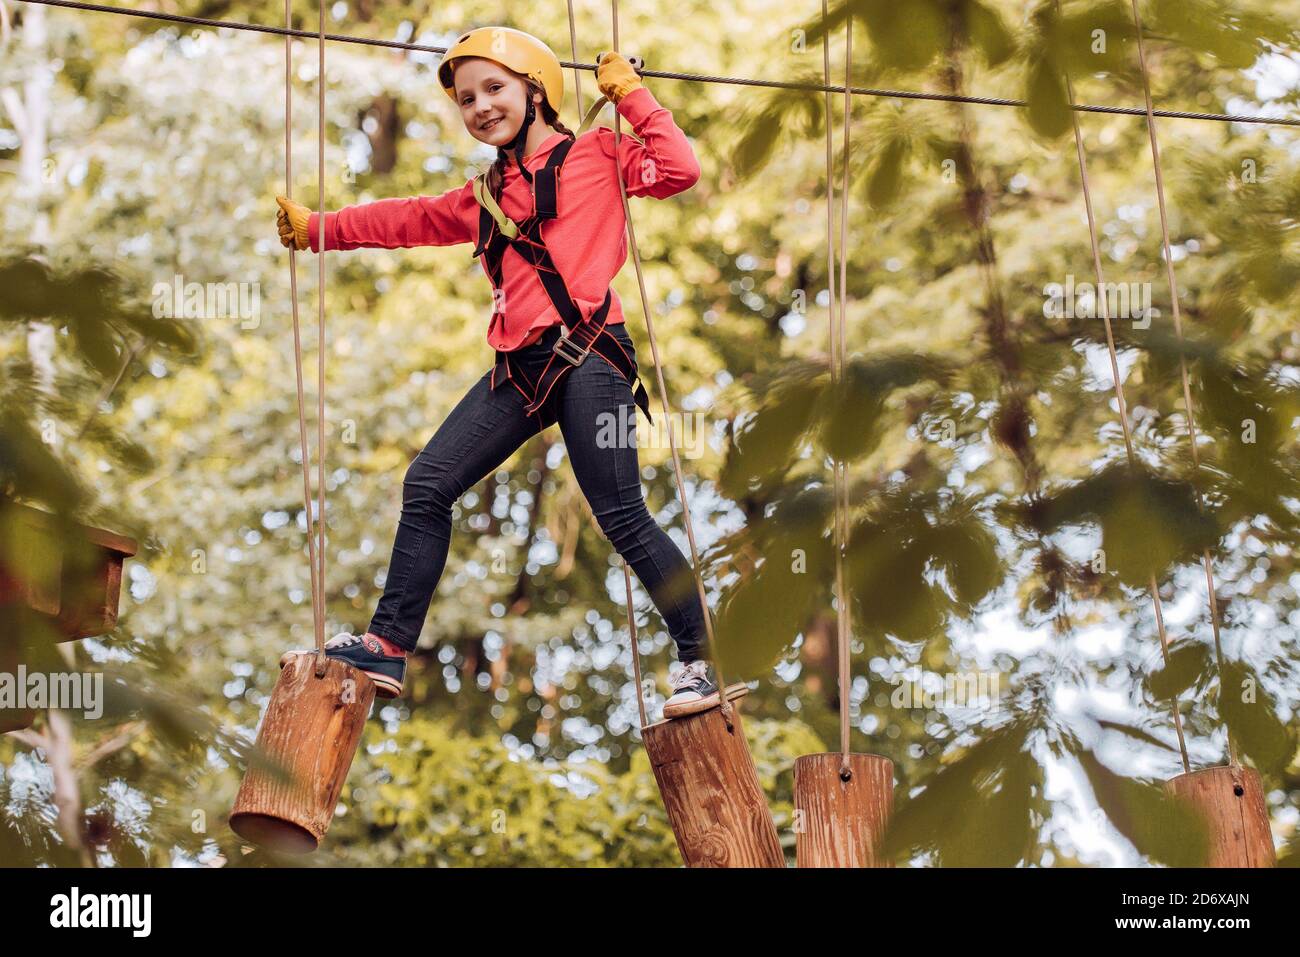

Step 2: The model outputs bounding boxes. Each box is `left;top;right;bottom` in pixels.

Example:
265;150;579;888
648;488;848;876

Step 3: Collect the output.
596;51;642;104
276;195;312;251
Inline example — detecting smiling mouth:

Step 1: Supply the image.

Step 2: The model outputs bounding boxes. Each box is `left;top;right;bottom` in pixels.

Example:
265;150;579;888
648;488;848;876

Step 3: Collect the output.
480;117;504;131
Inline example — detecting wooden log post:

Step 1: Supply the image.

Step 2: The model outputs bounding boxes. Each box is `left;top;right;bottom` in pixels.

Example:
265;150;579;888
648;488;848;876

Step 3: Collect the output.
794;752;894;867
230;652;376;853
1164;765;1275;868
641;686;785;867
0;502;137;641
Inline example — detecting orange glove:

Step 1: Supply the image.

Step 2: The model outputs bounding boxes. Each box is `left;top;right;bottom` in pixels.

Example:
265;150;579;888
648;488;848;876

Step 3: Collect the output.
596;51;642;104
276;195;312;251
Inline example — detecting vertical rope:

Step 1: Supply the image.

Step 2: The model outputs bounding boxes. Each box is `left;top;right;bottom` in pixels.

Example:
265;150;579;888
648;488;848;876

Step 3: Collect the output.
624;561;649;729
1128;0;1236;768
312;0;328;677
822;4;854;780
565;0;586;120
1057;0;1189;772
562;0;648;731
607;0;735;729
820;1;843;771
284;0;327;670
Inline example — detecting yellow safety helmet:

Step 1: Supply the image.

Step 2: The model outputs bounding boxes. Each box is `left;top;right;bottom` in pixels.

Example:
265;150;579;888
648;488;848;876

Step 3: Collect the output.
438;26;564;115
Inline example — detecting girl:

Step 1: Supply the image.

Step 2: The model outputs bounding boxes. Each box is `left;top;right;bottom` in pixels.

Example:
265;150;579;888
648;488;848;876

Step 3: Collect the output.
274;26;720;719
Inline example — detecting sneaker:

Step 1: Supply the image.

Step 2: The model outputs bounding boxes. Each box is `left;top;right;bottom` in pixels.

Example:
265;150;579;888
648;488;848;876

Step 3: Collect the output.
279;632;406;699
663;660;720;719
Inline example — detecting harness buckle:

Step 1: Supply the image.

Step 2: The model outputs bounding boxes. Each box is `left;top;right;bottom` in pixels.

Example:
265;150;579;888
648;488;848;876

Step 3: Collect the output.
552;327;591;367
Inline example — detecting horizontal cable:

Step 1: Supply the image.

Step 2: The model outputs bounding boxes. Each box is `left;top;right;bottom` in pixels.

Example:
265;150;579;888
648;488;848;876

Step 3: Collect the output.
14;0;1300;128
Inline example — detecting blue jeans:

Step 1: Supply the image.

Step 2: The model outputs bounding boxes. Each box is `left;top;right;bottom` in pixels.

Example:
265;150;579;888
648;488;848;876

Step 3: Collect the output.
367;321;708;663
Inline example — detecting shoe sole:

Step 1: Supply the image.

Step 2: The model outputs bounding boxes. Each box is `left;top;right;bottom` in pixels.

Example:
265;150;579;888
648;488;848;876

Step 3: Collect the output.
278;650;403;699
662;682;748;720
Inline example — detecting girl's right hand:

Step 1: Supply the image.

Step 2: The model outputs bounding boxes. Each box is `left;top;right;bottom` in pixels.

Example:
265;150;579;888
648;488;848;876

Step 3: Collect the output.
276;195;311;250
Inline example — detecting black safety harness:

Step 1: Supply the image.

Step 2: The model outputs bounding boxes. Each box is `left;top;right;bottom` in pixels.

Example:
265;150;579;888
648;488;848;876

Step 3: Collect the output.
470;124;653;427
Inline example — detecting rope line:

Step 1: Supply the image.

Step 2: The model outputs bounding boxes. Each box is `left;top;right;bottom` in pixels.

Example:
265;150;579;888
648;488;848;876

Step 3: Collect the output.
564;0;585;122
606;0;735;730
1056;0;1190;774
824;6;855;780
559;0;648;731
821;2;842;771
15;0;1300;128
311;0;328;677
623;562;648;729
283;0;329;674
1128;0;1237;771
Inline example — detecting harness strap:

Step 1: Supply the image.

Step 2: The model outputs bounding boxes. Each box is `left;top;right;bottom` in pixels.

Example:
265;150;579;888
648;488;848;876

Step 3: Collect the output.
576;94;645;145
473;136;652;426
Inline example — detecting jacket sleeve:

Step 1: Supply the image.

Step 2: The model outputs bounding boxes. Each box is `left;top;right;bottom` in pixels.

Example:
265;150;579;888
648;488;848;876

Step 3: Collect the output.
596;86;701;199
307;182;475;251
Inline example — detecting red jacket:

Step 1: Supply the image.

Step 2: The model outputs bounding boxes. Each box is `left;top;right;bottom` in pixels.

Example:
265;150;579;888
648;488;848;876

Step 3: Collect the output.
307;86;701;351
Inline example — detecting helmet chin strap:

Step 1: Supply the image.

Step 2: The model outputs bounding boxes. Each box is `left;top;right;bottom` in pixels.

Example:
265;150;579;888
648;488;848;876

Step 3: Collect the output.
506;96;538;184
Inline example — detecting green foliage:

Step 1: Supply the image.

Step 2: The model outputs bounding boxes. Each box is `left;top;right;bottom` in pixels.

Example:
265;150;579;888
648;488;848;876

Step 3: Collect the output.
1219;660;1294;774
1077;750;1212;866
1145;639;1211;700
1026;464;1221;587
882;716;1037;866
349;716;678;866
746;717;830;854
329;714;821;867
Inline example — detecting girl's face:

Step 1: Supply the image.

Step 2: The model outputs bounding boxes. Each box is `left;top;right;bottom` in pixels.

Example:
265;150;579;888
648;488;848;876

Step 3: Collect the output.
453;58;543;148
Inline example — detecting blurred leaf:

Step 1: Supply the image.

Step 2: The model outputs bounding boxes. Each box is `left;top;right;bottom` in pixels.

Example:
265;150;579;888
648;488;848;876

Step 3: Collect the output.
123;312;199;354
866;138;908;208
1219;660;1293;774
848;524;939;642
946;747;1035;867
69;316;123;379
961;0;1016;67
1029;465;1220;586
1041;0;1135;74
1024;53;1071;140
927;518;1002;611
804;0;949;73
732;91;818;180
1078;750;1211;866
1151;0;1289;69
1145;639;1210;700
882;717;1035;865
715;486;833;676
0;412;87;508
720;370;824;497
1198;282;1253;342
1093;717;1179;752
816;354;943;461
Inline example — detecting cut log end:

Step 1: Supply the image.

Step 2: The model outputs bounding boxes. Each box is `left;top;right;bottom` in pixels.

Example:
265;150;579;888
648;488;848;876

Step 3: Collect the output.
228;811;320;855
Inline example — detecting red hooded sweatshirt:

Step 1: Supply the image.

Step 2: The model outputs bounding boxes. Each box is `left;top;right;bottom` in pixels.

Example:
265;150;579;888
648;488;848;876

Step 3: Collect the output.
307;86;701;351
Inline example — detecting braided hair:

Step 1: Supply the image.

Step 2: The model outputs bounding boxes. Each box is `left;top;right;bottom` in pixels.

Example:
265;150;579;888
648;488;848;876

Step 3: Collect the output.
483;77;575;204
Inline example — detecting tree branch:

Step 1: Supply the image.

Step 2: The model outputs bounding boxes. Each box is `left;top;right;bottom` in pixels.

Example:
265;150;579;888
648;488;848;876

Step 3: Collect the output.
75;720;145;771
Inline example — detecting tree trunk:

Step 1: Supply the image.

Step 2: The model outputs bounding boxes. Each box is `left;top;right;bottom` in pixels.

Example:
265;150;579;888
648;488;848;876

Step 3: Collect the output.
360;93;400;175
